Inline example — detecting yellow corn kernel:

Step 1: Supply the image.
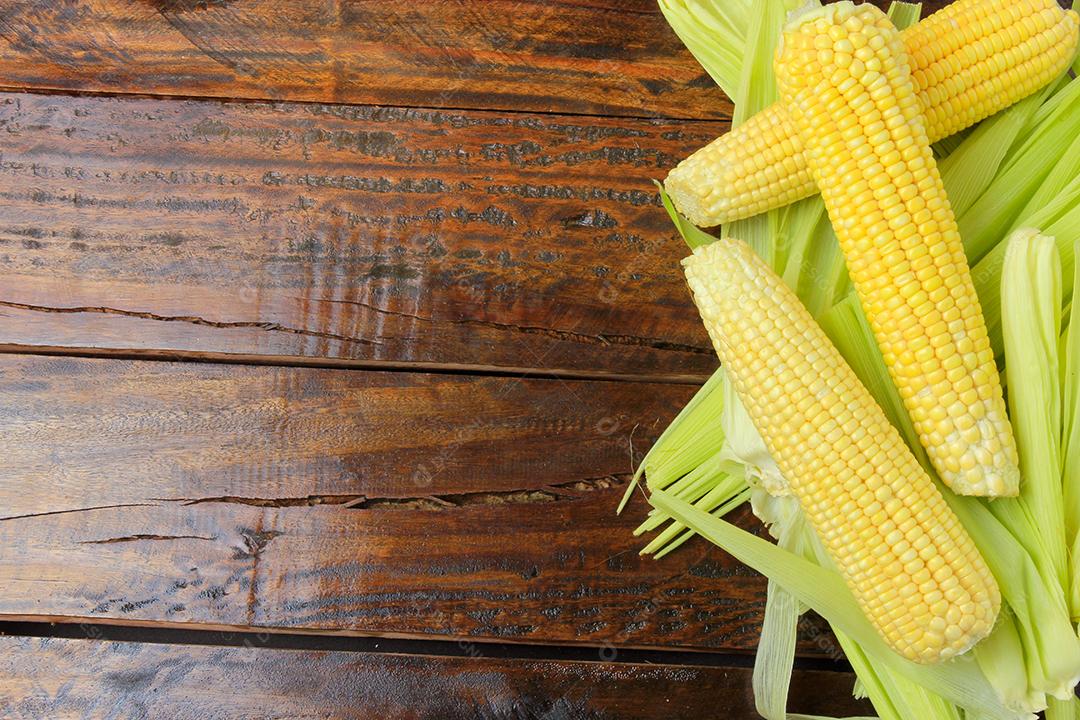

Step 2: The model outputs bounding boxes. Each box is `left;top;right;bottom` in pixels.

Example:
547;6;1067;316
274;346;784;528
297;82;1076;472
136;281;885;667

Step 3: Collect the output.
666;0;1079;227
683;237;1000;663
775;2;1020;497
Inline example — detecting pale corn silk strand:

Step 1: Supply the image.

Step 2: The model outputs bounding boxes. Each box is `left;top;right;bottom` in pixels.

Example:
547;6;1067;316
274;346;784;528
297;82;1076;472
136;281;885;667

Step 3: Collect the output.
682;237;999;664
664;0;1080;227
774;2;1021;497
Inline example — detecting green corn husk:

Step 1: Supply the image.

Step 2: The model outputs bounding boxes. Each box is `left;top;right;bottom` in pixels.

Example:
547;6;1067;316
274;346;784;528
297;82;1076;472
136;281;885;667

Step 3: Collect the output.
1047;697;1080;720
975;614;1040;716
633;366;728;493
884;1;921;30
1001;229;1067;592
958;77;1080;264
656;0;749;100
939;88;1045;220
752;501;808;720
972;192;1080;358
1064;242;1080;619
651;491;1024;720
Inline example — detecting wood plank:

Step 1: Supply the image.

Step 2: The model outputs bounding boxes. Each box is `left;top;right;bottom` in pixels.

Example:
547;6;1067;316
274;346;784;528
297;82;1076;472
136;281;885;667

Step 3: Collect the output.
0;1;955;120
0;635;870;719
0;90;717;377
0;0;729;120
0;353;804;652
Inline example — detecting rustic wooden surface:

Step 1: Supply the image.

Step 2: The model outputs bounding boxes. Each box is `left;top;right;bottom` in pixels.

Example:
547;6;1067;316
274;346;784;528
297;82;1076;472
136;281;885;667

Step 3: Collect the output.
0;354;788;650
0;0;957;715
0;0;732;119
0;0;949;120
0;90;718;378
0;636;871;719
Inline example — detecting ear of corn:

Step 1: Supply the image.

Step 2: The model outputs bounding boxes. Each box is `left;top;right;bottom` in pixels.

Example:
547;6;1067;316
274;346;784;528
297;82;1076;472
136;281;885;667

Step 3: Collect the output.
821;75;1080;368
1075;0;1080;72
683;236;999;664
665;0;1079;227
774;1;1020;497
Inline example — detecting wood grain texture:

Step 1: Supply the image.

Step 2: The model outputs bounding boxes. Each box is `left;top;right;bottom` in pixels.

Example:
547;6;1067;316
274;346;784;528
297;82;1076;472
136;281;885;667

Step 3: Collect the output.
0;1;955;120
0;353;822;652
0;91;718;377
0;636;870;719
0;0;729;119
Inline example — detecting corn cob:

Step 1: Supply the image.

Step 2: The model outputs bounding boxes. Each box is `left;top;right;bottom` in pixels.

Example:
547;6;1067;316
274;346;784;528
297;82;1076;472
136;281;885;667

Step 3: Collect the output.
773;2;1020;497
666;0;1079;227
683;237;999;664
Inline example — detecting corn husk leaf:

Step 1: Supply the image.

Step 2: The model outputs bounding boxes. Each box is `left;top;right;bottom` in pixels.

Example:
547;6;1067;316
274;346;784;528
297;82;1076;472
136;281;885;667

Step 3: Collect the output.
752;511;807;720
885;2;921;30
940;90;1044;218
617;365;727;512
959;77;1080;264
973;192;1080;358
722;0;788;263
1001;228;1066;588
1063;241;1080;618
656;0;750;100
975;615;1045;715
730;0;783;127
1046;697;1080;720
650;491;1029;720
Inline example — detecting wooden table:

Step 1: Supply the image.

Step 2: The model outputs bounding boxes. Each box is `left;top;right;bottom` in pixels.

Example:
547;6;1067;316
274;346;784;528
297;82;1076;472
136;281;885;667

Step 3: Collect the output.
0;1;944;716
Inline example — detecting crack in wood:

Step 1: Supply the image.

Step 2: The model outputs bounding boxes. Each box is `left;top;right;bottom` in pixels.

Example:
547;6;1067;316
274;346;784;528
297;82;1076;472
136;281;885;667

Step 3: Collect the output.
78;533;217;544
164;476;627;511
305;297;711;355
2;296;708;355
306;297;434;322
0;300;382;347
0;503;158;523
172;494;365;508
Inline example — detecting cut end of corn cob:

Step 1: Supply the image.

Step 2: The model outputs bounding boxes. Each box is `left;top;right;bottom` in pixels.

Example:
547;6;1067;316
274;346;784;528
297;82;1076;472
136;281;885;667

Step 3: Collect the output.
665;0;1080;227
664;103;817;228
775;1;1021;497
683;237;1000;664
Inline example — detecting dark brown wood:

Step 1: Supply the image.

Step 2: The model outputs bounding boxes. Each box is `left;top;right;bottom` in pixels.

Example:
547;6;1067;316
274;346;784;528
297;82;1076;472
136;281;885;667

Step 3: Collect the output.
0;0;956;122
0;353;799;652
909;0;951;13
0;636;870;719
0;0;730;120
0;90;718;377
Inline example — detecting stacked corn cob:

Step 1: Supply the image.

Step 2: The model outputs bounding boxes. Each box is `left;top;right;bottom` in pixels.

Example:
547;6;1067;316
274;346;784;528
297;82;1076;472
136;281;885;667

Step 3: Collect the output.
684;236;999;663
665;0;1079;228
774;2;1021;497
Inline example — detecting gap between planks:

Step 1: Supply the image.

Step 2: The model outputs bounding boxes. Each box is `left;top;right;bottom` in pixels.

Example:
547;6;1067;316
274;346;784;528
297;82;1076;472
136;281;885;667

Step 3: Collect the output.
0;620;852;675
0;344;712;385
0;83;733;127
